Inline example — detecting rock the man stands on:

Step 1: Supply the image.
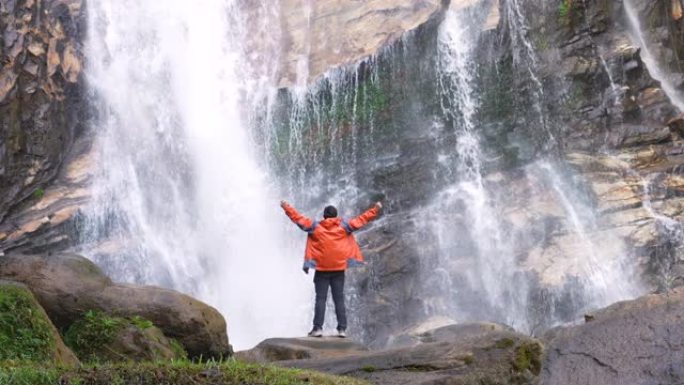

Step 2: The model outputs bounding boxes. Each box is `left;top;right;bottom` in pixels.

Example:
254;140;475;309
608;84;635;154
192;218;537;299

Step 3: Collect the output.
281;200;382;338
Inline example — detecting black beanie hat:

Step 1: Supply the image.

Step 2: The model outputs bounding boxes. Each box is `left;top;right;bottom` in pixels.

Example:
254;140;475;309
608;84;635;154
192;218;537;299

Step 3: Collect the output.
323;205;338;219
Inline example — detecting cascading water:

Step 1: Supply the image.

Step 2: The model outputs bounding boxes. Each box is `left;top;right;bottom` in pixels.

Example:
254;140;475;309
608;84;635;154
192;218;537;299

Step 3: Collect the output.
624;0;684;112
420;0;643;334
421;1;530;331
82;0;310;349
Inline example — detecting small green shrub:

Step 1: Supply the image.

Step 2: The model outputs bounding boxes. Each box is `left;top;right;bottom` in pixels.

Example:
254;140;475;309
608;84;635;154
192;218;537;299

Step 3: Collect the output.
512;342;543;375
0;286;56;362
63;310;124;361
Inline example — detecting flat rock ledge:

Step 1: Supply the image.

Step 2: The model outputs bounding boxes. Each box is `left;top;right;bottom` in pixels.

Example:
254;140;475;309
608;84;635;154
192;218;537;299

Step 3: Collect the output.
238;323;543;385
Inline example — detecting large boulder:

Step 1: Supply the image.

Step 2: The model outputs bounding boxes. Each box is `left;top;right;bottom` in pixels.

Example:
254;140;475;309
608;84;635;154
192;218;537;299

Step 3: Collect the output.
256;323;543;385
0;279;79;365
0;253;231;359
541;287;684;385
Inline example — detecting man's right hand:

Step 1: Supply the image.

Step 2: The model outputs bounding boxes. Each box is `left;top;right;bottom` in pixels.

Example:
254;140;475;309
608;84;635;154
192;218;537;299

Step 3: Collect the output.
303;267;309;274
280;200;288;208
375;201;383;209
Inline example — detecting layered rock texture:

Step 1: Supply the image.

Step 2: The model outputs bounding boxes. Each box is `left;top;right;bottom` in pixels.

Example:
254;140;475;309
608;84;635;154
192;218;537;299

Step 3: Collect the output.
0;0;85;223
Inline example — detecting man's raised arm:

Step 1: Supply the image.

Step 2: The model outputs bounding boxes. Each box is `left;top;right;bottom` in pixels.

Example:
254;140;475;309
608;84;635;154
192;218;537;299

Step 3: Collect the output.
281;201;316;232
347;202;382;232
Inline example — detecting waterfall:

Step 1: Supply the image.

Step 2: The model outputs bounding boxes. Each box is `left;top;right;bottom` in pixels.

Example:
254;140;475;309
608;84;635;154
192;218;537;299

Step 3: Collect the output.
422;0;643;333
624;0;684;112
426;1;530;331
82;0;310;350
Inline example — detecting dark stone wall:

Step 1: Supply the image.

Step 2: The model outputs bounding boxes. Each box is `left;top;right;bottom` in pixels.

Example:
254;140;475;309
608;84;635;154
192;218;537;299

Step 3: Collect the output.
0;0;86;223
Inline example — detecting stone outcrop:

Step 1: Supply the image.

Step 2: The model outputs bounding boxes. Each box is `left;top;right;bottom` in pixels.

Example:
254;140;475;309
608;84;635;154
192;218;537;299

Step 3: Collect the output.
541;287;684;385
0;0;86;223
0;253;232;359
239;323;543;385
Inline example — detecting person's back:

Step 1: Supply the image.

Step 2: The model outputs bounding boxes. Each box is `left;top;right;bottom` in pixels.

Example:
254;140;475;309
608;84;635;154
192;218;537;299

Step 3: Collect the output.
281;200;382;337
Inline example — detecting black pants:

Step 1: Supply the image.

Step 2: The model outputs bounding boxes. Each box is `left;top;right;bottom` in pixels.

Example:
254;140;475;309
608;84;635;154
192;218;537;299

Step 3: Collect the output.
313;270;346;331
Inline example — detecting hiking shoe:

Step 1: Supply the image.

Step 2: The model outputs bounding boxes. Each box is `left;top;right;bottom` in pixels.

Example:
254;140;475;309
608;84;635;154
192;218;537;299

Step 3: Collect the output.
337;329;347;338
308;328;323;337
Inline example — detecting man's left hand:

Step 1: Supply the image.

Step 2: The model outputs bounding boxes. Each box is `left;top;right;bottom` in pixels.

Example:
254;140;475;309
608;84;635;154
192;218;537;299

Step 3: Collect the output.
303;267;309;274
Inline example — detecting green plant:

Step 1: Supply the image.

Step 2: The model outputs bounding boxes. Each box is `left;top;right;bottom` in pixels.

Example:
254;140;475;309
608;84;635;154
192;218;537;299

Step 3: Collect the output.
32;187;45;200
558;0;571;19
512;342;543;375
129;315;153;330
361;365;376;373
0;286;56;362
63;310;124;361
494;338;516;349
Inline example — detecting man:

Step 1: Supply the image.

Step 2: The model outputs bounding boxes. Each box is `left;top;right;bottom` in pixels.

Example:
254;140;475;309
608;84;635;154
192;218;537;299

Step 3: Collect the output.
281;200;382;338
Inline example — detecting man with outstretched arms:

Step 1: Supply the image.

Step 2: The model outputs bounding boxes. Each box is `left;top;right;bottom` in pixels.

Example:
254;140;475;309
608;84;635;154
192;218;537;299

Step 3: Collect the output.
281;200;382;338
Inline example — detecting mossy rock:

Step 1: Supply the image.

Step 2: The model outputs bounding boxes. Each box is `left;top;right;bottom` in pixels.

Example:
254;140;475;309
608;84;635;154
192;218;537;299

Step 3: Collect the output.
0;280;78;365
0;254;231;359
64;310;187;363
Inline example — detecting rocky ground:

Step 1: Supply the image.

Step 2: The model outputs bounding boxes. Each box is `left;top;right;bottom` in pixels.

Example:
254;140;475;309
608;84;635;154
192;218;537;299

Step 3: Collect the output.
236;287;684;385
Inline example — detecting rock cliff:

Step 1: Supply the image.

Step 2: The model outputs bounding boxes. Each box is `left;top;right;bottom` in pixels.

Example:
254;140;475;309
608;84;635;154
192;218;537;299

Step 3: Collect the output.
0;0;85;223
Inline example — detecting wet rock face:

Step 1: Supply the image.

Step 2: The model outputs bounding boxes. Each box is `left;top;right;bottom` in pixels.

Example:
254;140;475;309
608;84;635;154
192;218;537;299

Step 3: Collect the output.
0;0;85;222
244;0;447;87
541;287;684;385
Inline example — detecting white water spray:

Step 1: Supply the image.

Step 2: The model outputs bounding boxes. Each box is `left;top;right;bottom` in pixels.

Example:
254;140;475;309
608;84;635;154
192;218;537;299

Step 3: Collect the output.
624;0;684;112
83;0;310;350
431;3;530;330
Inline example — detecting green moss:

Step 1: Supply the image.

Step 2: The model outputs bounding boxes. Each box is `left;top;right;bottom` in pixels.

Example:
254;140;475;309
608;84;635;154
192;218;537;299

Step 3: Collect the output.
494;338;516;349
463;354;475;365
0;361;371;385
361;365;376;373
0;285;56;362
512;342;543;375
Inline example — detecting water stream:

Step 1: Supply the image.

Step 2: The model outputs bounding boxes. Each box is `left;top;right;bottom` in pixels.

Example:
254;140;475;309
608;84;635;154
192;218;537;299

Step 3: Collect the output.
82;0;310;350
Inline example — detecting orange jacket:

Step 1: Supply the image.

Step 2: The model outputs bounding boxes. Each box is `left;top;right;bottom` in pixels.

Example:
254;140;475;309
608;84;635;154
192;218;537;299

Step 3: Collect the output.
282;203;379;271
